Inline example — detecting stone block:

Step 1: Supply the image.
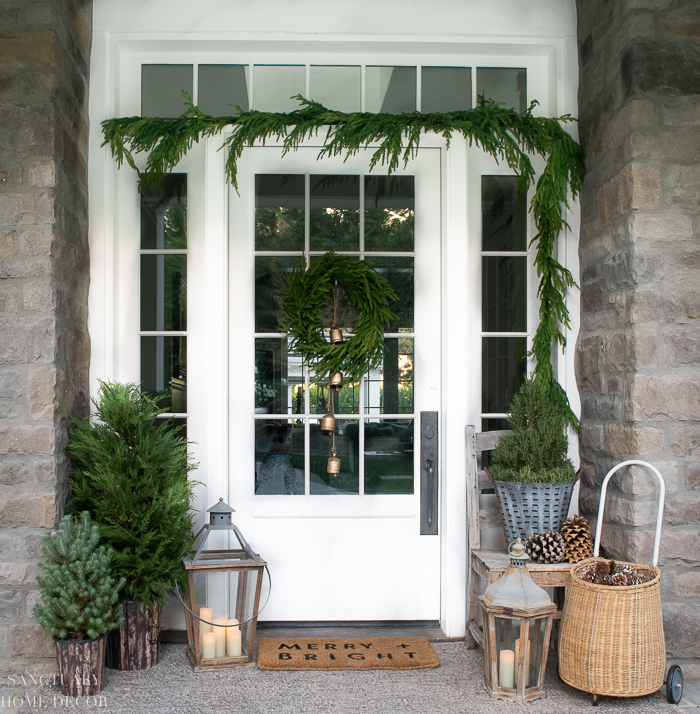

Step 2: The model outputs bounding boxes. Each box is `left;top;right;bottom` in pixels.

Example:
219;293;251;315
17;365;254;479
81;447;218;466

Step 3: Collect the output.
0;403;23;420
23;533;44;560
34;459;57;487
664;603;700;658
22;283;57;313
580;424;604;452
582;395;622;421
11;625;54;659
672;571;700;599
670;426;700;457
630;375;700;421
685;462;700;491
660;10;700;38
598;163;660;228
607;493;659;526
0;258;51;279
0;371;22;398
0;461;29;485
0;494;56;529
0;231;16;258
0;317;55;363
25;590;42;617
661;100;700;127
630;131;700;161
0;534;21;557
0;564;38;587
664;329;700;367
27;368;56;420
0;426;55;455
0;192;54;226
23;3;53;25
622;41;700;98
604;424;664;455
0;103;54;157
17;230;53;257
0;590;22;619
621;461;678;495
0;163;21;187
665;495;700;526
630;288;700;325
629;212;693;240
664;163;700;209
576;336;604;392
0;284;18;313
25;160;56;189
660;529;700;565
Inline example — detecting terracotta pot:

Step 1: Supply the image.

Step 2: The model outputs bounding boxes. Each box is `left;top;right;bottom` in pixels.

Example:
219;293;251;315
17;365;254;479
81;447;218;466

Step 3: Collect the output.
54;633;107;697
106;601;161;671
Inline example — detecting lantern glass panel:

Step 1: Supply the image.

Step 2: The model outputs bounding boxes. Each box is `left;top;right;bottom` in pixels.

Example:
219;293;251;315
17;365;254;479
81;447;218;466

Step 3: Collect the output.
192;569;262;659
526;617;548;688
494;616;521;690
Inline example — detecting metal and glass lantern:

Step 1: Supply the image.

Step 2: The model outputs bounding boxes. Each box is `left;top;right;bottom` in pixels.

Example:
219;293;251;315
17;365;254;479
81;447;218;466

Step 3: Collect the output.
479;540;557;703
178;498;268;671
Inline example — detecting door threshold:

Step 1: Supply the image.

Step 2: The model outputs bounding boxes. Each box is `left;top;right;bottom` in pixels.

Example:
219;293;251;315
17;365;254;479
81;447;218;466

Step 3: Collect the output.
256;621;455;642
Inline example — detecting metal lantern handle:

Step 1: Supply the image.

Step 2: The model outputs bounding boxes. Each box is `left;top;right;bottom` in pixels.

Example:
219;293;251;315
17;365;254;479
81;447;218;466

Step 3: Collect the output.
174;565;272;629
593;460;665;567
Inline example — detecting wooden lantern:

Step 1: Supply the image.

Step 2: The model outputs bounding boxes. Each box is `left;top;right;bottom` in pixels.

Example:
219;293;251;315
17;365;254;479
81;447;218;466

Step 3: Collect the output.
479;540;556;703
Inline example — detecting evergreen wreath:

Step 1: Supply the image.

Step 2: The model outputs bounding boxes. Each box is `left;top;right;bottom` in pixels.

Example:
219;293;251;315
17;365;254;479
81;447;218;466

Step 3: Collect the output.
102;94;586;429
281;251;397;384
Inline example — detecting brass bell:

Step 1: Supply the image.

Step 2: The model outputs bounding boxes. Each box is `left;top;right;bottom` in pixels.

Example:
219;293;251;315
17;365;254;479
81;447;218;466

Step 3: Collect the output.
320;413;336;434
329;371;343;388
330;327;344;345
326;451;341;475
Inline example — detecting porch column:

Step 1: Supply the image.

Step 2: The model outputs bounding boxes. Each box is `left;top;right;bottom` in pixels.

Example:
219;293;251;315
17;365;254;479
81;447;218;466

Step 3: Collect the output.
575;0;700;677
0;0;93;678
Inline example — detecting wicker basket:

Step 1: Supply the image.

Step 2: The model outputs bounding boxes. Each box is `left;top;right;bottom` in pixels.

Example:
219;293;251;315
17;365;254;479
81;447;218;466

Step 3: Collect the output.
558;557;664;698
487;470;577;545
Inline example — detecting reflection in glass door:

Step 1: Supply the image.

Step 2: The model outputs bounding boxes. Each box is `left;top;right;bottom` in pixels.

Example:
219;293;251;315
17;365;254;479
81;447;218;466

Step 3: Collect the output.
253;174;417;497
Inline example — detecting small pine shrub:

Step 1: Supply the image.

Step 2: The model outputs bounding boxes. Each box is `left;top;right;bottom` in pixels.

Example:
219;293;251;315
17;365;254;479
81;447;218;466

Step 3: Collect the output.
489;377;576;483
34;512;125;641
67;381;198;608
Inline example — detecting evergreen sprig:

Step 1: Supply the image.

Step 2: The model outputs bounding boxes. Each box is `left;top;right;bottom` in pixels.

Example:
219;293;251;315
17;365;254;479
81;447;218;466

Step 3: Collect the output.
489;377;577;484
67;381;198;609
34;512;125;641
102;94;585;429
281;251;397;384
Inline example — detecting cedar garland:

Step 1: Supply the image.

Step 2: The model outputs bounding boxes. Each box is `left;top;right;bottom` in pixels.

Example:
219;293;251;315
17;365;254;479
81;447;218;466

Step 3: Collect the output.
101;94;586;429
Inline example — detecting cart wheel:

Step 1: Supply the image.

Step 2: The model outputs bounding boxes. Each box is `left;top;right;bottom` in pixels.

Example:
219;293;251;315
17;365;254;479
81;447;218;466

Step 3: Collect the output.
666;664;683;705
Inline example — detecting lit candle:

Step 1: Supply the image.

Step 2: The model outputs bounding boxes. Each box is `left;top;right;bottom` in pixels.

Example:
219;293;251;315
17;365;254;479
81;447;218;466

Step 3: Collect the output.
227;618;242;657
499;649;515;689
199;607;213;653
202;632;216;660
213;616;228;658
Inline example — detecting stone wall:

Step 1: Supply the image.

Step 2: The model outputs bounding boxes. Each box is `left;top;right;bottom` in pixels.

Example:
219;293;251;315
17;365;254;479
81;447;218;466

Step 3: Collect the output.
575;0;700;677
0;0;92;681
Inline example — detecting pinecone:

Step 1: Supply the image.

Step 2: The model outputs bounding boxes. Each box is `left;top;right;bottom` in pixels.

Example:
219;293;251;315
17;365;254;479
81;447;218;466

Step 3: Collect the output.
594;559;613;584
560;515;594;563
611;572;628;586
525;530;566;564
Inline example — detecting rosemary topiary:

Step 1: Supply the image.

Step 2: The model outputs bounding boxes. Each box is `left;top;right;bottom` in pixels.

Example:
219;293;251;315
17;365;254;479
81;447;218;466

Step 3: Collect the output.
34;512;125;641
489;377;576;483
67;381;198;608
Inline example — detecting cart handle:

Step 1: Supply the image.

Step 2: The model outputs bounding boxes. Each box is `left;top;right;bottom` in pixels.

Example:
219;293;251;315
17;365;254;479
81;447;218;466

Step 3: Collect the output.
593;460;665;567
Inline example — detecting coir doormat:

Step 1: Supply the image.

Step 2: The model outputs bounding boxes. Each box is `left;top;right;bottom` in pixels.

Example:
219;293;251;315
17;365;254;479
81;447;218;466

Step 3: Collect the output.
257;637;440;671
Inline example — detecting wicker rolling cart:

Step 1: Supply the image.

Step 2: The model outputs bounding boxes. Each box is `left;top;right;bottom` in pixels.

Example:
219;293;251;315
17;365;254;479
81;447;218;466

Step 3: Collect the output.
558;460;684;706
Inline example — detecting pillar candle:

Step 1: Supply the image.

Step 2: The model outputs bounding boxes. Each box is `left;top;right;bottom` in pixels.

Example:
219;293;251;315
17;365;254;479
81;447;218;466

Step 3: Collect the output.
213;616;228;658
202;632;216;660
199;607;213;653
227;618;242;657
499;649;515;689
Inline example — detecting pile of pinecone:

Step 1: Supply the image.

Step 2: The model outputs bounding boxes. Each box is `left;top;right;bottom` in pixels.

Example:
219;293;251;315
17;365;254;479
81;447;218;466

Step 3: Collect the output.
523;515;595;564
578;559;655;586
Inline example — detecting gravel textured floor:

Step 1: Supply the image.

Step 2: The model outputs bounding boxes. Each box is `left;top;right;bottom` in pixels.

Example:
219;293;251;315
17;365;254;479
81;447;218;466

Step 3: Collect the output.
21;643;680;714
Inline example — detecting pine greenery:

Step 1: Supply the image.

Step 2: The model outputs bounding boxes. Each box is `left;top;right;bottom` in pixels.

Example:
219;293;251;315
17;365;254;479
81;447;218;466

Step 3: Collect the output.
67;381;198;608
101;94;586;429
489;377;577;484
282;251;397;383
34;512;125;641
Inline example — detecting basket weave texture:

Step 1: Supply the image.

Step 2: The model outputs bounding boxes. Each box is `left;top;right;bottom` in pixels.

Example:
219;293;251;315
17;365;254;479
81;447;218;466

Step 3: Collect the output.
491;478;576;545
558;557;664;698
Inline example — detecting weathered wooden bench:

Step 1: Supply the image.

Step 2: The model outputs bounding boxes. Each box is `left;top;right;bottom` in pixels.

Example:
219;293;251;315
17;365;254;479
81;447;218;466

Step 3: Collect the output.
465;425;572;649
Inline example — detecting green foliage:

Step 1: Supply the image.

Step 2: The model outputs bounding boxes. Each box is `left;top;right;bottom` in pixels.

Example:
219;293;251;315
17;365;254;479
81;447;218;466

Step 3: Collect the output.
101;93;586;429
281;251;397;384
489;377;577;484
67;381;198;608
34;512;125;641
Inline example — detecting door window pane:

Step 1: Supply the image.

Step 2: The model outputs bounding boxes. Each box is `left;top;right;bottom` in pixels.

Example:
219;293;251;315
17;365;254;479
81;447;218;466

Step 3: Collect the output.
255;175;305;250
198;64;250;116
255;338;303;414
309;420;359;495
365;338;413;415
364;176;414;252
309;175;360;251
477;67;527;113
309;66;361;113
255;256;300;333
365;66;416;114
421;66;472;113
253;65;305;112
255;418;304;495
482;256;527;333
142;65;193;117
364;419;414;494
364;257;414;332
308;379;360;416
482;337;526;414
140;255;187;332
141;336;187;413
140;174;187;250
481;175;527;252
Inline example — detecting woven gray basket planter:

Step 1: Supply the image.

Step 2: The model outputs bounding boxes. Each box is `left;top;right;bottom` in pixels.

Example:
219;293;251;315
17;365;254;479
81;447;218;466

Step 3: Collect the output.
488;472;578;545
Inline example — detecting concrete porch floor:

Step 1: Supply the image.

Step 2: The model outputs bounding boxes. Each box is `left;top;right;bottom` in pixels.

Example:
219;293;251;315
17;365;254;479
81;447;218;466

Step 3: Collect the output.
13;624;694;713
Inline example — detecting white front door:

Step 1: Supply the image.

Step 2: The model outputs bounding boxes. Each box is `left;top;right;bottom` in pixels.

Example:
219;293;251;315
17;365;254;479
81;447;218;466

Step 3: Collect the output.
228;146;442;621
